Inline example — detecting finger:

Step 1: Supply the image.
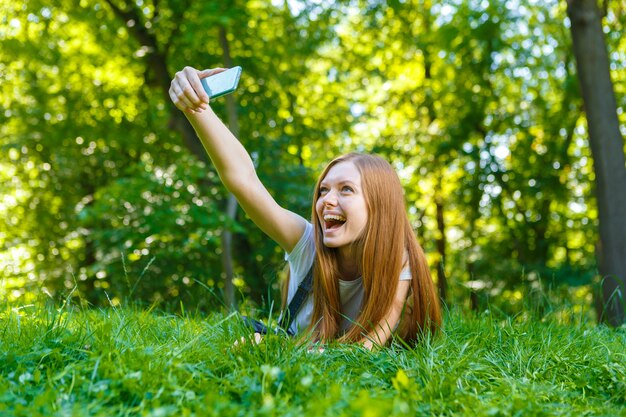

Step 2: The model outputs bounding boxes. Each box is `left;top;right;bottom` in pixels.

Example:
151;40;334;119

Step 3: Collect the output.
234;336;248;347
306;344;325;353
182;66;212;106
180;78;204;110
168;85;186;111
197;68;227;104
171;81;196;111
191;69;226;104
176;69;206;109
170;80;187;106
199;67;226;79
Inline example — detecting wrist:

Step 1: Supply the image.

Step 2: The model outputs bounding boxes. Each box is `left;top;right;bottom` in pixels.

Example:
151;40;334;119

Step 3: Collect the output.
185;106;216;126
187;105;213;116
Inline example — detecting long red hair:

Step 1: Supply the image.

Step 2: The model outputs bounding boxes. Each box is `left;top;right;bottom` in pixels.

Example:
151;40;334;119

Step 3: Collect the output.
308;153;441;345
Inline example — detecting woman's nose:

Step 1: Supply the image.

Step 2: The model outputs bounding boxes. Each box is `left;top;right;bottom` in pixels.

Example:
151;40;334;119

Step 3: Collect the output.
322;191;338;206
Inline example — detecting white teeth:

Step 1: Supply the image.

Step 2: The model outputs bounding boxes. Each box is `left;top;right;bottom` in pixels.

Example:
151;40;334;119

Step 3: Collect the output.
324;214;346;222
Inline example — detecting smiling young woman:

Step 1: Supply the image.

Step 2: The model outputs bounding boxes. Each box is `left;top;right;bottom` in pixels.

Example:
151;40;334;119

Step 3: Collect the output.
169;66;441;348
307;153;441;346
315;160;368;250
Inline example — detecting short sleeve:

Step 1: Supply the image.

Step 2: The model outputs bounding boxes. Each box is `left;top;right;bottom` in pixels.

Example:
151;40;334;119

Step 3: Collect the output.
399;266;412;281
284;222;316;333
285;222;316;295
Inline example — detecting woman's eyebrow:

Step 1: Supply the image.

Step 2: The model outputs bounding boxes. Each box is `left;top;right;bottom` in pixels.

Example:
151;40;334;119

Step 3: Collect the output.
320;179;358;186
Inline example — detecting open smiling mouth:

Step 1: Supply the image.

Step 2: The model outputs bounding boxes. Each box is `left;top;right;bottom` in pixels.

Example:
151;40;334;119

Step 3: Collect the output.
324;214;346;232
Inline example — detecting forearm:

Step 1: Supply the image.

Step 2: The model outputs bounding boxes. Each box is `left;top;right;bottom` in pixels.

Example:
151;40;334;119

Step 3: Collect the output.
169;66;307;252
361;319;395;350
186;107;256;193
360;280;410;350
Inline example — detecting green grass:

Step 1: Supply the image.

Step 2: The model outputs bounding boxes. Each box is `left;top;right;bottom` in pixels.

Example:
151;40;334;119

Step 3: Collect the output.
1;300;625;416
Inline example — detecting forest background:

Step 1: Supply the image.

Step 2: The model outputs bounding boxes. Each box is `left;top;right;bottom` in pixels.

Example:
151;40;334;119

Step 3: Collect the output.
2;0;625;325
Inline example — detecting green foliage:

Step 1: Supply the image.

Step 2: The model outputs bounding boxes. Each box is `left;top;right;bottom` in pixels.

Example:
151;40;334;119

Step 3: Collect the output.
77;152;233;308
2;0;625;313
0;0;325;307
0;299;625;416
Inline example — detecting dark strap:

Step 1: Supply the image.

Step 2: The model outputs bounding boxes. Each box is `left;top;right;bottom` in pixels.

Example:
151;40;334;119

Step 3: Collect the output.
241;315;272;335
241;266;313;336
278;266;314;331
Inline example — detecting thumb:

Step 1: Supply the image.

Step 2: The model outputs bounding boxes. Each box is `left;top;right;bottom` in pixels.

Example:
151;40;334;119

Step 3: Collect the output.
199;68;226;79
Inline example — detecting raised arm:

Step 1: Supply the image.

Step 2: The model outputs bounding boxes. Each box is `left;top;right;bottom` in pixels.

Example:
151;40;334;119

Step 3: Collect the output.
169;66;306;252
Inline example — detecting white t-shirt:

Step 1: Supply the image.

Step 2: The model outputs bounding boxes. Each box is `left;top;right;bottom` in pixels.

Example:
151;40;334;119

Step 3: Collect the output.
284;222;411;335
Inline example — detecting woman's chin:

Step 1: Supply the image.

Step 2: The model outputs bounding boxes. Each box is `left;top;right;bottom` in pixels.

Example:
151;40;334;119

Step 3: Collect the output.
322;235;342;248
323;238;339;248
323;234;352;248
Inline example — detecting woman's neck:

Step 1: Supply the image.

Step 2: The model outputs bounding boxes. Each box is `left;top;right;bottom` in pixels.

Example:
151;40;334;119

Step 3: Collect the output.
337;245;361;281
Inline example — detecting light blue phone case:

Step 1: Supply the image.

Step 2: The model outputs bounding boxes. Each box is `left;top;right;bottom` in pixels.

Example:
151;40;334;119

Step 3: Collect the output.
201;66;242;99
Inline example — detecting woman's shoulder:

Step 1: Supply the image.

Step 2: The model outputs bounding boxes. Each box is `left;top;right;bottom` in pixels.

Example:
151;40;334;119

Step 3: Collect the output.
285;222;315;268
287;221;313;254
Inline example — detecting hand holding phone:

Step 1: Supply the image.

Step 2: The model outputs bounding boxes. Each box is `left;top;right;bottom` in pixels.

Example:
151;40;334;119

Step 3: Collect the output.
201;66;242;99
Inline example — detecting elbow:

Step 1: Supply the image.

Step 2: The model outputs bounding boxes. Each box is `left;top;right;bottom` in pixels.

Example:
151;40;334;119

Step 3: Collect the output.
222;169;258;196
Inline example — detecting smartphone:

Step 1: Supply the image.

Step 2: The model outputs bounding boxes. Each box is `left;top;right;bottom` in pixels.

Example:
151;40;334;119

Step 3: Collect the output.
201;66;242;99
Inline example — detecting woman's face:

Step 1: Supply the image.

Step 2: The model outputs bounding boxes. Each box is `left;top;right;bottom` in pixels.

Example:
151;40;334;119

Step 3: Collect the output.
315;161;368;248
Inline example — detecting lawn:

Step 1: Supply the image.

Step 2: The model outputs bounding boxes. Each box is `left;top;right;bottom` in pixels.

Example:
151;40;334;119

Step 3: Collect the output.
1;300;625;416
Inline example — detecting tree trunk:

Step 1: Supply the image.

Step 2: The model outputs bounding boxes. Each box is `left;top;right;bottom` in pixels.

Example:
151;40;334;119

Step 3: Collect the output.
103;1;242;309
101;0;207;163
421;9;448;304
435;187;448;304
218;25;240;310
567;0;626;326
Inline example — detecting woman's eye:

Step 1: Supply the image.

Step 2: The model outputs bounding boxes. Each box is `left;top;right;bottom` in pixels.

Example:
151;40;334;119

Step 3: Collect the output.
319;187;329;195
342;186;354;192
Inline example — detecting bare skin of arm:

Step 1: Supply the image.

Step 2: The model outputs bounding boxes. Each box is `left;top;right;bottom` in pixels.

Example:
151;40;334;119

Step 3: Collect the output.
360;280;411;350
169;66;306;253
